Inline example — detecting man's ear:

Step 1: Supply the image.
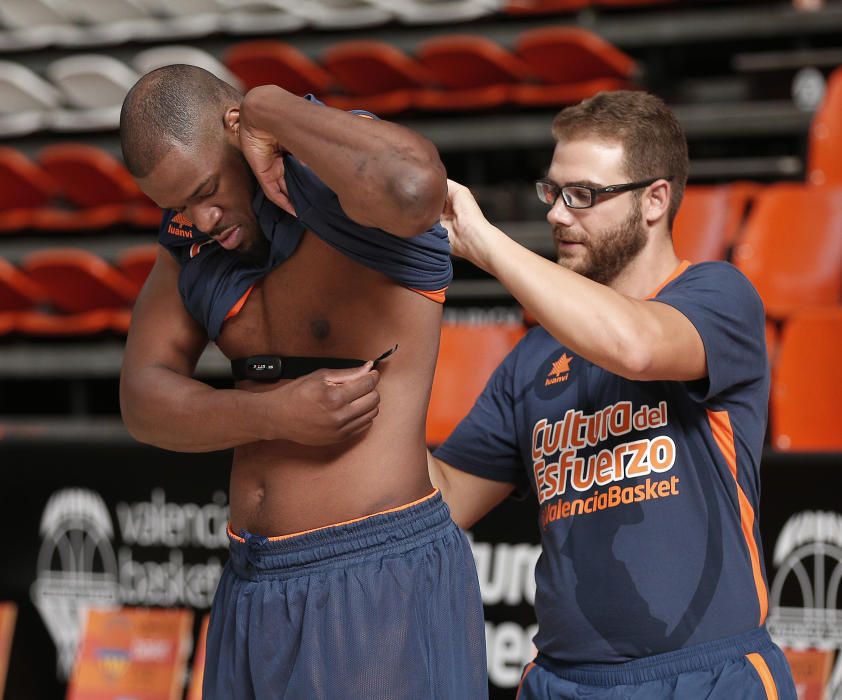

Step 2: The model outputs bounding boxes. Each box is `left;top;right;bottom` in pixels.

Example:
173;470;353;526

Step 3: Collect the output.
644;179;671;227
224;105;241;148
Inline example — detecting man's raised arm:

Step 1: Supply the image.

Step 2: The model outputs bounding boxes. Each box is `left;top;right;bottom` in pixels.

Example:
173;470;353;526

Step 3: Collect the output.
236;85;447;238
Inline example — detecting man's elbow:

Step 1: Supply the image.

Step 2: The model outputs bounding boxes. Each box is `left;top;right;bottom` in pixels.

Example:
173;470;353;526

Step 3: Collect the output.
392;160;447;236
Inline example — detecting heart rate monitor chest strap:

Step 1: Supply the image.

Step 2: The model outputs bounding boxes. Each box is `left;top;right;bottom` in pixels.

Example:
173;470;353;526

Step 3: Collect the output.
231;345;397;382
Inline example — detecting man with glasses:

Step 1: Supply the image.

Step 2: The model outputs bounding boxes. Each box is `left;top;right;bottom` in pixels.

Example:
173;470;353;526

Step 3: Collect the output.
429;91;796;698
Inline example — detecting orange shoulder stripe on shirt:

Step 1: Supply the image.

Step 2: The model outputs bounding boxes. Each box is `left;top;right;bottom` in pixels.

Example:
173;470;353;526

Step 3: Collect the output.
746;653;779;700
409;286;447;304
646;259;691;300
224;285;255;321
707;409;769;624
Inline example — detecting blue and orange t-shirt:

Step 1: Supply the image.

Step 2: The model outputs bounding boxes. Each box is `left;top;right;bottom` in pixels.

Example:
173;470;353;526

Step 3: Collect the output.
158;98;452;340
435;261;771;663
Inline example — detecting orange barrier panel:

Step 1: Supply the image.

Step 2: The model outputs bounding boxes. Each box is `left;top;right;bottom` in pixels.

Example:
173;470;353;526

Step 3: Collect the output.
771;307;842;451
427;322;526;445
0;602;17;699
186;614;209;700
67;607;193;700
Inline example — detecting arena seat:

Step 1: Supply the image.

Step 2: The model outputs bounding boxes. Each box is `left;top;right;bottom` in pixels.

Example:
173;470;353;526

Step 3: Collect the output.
426;321;526;446
322;41;434;115
0;60;60;137
416;35;533;110
135;0;221;36
22;249;138;313
672;183;759;263
218;1;307;35
513;27;637;106
14;308;124;337
505;0;590;15
383;0;499;24
116;245;157;296
0;147;58;231
38;144;147;209
807;66;842;186
0;258;46;311
224;40;333;95
771;307;842;451
285;0;393;29
133;45;243;89
732;184;842;319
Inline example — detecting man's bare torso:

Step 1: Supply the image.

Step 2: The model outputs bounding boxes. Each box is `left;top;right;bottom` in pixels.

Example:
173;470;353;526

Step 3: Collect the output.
215;231;441;536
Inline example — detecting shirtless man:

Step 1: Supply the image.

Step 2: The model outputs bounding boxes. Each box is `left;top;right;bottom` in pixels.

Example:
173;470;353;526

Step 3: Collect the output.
119;65;487;699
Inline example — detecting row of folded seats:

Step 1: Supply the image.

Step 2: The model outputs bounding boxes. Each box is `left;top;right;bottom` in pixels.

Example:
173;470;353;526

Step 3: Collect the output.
0;177;839;452
0;0;699;55
0;29;637;135
2;65;841;230
1;180;840;324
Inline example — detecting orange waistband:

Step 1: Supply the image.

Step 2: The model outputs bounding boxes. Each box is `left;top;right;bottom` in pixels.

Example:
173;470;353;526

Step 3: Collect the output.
227;488;440;543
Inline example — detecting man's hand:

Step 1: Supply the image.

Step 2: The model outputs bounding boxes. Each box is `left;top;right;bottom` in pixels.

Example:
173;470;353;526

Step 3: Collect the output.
441;178;495;270
238;85;297;217
259;363;381;445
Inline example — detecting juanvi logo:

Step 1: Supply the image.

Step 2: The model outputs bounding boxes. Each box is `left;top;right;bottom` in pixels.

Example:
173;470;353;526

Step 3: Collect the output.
30;489;120;678
767;510;842;699
30;487;228;681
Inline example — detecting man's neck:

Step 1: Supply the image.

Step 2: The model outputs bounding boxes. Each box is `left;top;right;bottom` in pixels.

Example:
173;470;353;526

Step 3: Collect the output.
608;235;683;299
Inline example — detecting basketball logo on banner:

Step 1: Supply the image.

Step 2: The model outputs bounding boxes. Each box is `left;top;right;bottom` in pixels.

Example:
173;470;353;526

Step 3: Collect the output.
30;489;120;678
767;510;842;699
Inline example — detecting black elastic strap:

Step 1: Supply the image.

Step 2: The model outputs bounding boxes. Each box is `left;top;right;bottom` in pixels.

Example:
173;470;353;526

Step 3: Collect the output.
231;345;397;382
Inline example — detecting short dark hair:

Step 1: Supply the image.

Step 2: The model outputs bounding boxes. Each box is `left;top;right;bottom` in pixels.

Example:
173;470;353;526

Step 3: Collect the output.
120;64;241;178
552;90;689;228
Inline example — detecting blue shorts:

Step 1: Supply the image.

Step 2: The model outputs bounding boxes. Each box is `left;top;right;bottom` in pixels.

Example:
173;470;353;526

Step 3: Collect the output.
517;626;796;699
203;490;488;699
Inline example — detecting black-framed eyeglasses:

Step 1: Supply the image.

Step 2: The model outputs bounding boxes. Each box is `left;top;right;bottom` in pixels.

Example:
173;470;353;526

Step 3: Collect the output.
535;176;673;209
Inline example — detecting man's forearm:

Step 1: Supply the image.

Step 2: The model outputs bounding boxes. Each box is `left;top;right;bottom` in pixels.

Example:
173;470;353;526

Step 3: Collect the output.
240;86;446;236
120;366;266;452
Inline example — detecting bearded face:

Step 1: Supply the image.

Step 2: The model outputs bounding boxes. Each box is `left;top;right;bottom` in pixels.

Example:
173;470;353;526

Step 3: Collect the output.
553;194;646;286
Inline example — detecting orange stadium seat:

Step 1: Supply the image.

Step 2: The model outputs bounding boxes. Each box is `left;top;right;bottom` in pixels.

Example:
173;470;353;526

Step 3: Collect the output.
505;0;590;15
0;147;58;232
38;143;146;208
22;249;137;313
0;257;46;310
426;322;526;445
14;309;122;337
514;27;637;106
322;41;434;115
594;0;675;6
807;66;842;186
732;184;842;319
672;183;759;263
224;41;334;96
416;35;533;111
771;307;842;451
116;245;157;296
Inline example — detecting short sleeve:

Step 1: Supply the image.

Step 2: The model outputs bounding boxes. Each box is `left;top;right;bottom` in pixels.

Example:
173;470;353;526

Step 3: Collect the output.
433;348;528;491
654;262;768;403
